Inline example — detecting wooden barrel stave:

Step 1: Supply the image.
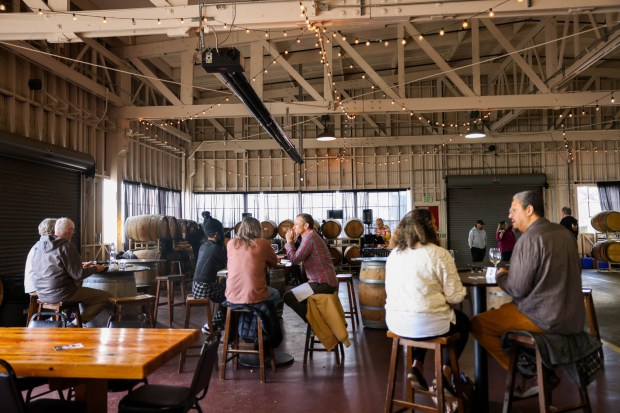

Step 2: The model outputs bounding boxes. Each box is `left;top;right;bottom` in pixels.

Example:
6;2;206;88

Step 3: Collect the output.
344;218;364;239
328;247;342;265
358;260;387;329
166;216;177;241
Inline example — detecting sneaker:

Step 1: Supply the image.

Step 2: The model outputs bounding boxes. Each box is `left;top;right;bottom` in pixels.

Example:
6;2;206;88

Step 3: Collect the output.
201;324;210;335
407;367;429;391
513;384;539;399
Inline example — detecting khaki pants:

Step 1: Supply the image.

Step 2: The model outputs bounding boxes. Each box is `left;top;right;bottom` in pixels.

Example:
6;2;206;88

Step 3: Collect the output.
471;302;543;369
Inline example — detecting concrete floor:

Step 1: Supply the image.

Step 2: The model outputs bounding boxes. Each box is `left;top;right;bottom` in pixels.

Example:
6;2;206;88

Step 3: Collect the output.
31;269;620;412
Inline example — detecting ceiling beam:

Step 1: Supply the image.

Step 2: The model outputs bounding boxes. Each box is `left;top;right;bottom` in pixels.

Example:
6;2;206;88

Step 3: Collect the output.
112;91;614;119
129;57;183;105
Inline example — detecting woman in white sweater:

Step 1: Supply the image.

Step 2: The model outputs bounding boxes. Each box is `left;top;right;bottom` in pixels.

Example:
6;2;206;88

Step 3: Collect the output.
385;208;469;393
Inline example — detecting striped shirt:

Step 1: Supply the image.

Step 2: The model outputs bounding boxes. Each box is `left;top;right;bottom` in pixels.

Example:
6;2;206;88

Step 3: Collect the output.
285;229;337;287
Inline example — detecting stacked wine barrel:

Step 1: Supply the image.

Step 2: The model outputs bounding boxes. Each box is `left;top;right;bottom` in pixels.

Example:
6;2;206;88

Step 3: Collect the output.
125;214;193;242
590;211;620;264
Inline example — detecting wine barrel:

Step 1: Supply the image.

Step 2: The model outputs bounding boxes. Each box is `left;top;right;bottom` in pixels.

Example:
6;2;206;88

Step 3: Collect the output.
124;216;141;241
82;273;138;327
487;286;512;310
344;218;364;239
591;211;620;233
313;220;321;232
176;219;189;240
591;240;620;263
321;219;342;239
165;216;177;241
278;219;294;238
344;245;362;264
126;214;168;241
260;220;278;239
328;247;342;265
358;260;387;329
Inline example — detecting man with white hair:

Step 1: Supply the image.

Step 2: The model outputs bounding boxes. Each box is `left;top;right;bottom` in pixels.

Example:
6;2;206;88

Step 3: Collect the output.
32;217;110;324
24;218;57;295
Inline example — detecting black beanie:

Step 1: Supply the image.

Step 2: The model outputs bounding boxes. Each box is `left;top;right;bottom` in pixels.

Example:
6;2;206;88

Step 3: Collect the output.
202;211;223;236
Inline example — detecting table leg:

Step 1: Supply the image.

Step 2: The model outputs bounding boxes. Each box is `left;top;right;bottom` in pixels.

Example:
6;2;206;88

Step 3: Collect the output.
74;379;108;413
472;285;489;413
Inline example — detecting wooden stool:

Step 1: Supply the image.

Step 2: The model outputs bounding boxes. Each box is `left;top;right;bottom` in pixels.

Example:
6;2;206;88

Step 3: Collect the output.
154;261;186;327
178;294;216;373
35;300;82;327
337;274;359;332
108;294;156;328
220;306;275;383
26;293;39;326
385;331;465;413
503;332;593;413
303;324;345;366
582;288;603;361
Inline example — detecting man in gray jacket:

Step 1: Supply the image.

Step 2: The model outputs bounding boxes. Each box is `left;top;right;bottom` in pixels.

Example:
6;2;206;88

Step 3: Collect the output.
32;217;110;324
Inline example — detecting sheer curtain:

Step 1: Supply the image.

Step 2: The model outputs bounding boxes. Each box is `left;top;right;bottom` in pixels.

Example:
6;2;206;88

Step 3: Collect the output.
194;193;245;229
597;181;620;211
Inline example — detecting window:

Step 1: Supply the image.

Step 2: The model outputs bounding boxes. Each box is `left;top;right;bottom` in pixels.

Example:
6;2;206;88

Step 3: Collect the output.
577;186;602;233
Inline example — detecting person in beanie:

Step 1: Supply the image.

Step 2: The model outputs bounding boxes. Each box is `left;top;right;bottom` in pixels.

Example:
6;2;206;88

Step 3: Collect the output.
193;211;227;333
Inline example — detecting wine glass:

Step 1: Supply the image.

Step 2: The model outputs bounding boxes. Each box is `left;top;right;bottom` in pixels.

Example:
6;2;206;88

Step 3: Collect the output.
489;248;501;267
271;243;279;254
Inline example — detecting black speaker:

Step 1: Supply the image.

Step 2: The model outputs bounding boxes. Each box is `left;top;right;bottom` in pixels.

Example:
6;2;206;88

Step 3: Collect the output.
28;79;42;91
362;209;373;225
241;212;252;219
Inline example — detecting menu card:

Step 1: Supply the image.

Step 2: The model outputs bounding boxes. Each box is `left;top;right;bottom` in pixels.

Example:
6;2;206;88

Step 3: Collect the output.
291;282;314;302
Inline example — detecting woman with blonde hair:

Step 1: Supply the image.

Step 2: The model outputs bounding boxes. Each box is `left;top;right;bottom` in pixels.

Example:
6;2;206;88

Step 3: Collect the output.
385;209;469;393
225;217;280;306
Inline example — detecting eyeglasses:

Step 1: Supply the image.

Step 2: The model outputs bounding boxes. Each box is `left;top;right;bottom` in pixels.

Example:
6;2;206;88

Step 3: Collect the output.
508;208;519;214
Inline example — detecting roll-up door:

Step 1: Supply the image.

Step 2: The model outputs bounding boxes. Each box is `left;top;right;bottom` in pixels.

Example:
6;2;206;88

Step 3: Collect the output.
446;174;546;269
0;156;81;325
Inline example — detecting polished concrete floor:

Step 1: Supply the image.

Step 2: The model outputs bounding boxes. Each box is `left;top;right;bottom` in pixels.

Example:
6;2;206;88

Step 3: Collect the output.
31;269;620;412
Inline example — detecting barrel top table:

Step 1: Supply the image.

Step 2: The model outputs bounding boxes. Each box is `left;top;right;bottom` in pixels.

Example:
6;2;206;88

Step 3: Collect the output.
95;265;151;276
121;258;166;264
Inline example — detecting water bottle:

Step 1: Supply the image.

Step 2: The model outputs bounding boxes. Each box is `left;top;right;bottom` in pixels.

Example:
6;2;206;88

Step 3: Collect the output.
109;242;117;265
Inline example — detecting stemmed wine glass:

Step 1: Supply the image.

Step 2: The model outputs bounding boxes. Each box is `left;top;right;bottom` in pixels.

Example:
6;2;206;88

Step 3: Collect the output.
271;243;279;254
489;248;502;268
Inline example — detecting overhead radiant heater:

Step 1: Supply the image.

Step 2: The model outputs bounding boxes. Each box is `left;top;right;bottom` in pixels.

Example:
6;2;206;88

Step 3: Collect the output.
201;47;304;164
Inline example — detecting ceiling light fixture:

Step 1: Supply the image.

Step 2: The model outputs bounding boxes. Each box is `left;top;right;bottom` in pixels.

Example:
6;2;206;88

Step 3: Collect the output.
316;115;336;141
464;111;487;138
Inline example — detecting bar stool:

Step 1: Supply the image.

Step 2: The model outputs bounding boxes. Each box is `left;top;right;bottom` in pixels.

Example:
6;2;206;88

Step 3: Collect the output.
25;293;39;326
503;332;593;413
154;261;186;327
337;273;359;332
220;306;275;383
582;287;603;361
384;331;465;413
35;299;82;327
178;294;216;373
107;294;156;328
303;324;345;366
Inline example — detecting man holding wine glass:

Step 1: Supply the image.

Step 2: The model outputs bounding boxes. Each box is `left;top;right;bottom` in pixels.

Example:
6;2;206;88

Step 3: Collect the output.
471;190;585;397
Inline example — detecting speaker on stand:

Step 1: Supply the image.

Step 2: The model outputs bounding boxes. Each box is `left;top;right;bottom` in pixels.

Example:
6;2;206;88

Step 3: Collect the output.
362;209;373;235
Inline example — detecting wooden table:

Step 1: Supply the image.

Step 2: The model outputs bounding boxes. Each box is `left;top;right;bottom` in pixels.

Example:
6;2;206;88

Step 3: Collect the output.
0;327;199;413
460;272;498;413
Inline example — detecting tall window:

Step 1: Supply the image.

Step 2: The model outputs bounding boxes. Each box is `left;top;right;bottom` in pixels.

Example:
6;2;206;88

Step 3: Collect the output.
357;190;410;231
247;193;300;224
194;193;245;229
577;186;602;233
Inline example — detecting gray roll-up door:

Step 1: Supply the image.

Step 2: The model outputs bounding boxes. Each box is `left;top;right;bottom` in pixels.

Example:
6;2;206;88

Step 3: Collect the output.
0;155;81;325
446;174;546;269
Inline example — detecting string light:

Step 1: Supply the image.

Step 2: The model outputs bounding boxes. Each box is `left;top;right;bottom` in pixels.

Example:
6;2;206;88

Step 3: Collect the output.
102;16;107;24
612;93;615;104
72;13;77;21
462;21;469;29
488;9;495;17
157;18;161;25
439;28;445;36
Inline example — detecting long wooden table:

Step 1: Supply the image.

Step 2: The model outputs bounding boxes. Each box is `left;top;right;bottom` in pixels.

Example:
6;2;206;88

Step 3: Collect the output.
0;327;200;413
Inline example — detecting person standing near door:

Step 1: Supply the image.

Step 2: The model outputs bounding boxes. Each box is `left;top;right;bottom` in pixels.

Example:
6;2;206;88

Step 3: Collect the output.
468;220;487;263
559;207;579;239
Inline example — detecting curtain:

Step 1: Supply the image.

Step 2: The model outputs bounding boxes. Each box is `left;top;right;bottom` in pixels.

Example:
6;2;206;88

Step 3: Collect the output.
194;193;245;229
597;181;620;211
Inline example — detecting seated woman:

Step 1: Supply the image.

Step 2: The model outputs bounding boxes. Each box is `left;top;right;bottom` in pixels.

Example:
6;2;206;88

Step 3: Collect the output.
385;209;470;393
225;217;280;308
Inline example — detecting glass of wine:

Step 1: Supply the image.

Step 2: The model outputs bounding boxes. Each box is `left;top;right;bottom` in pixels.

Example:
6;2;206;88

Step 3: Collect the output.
271;243;279;254
489;248;501;267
